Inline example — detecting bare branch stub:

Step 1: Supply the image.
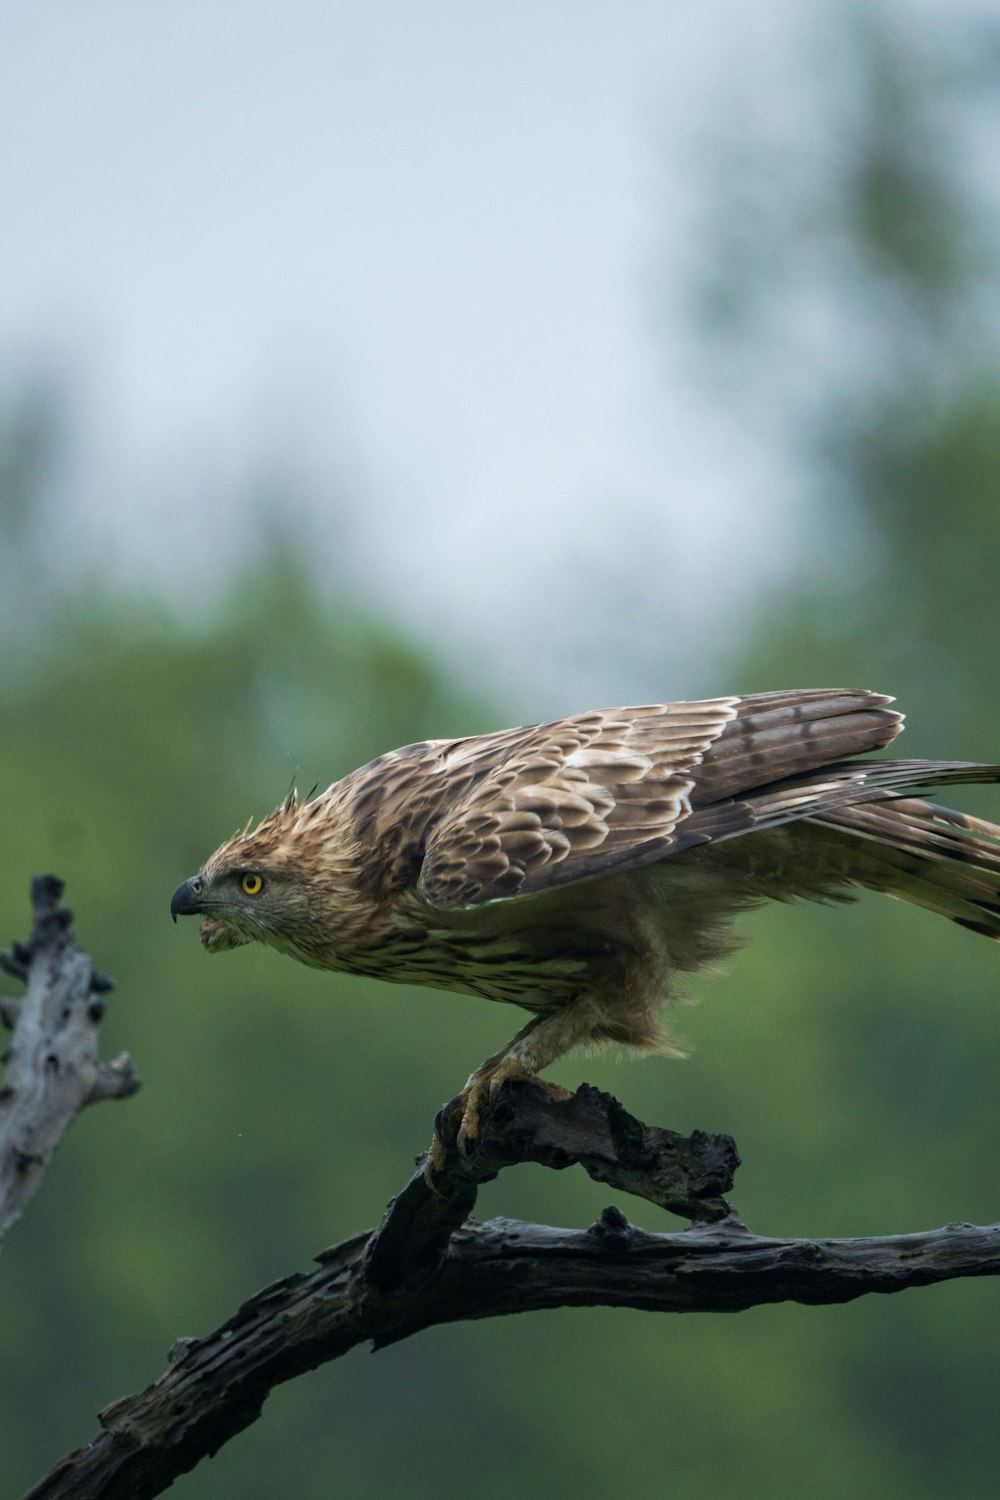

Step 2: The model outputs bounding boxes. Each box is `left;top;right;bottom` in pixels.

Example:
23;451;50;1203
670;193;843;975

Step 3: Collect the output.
472;1080;740;1220
0;875;140;1242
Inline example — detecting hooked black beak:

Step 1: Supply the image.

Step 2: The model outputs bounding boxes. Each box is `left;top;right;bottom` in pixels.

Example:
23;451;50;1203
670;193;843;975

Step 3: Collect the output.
171;876;205;922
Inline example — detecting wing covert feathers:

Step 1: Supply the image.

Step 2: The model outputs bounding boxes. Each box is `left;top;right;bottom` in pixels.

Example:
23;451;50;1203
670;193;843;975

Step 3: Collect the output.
416;688;909;908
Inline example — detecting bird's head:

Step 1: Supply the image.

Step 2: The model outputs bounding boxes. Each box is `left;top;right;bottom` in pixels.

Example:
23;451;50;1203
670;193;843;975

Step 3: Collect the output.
171;791;331;963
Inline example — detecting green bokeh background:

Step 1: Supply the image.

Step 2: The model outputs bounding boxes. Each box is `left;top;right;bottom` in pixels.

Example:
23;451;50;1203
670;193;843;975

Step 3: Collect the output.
4;12;1000;1499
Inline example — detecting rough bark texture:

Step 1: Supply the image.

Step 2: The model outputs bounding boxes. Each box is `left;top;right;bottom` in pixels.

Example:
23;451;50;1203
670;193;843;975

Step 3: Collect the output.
0;876;139;1243
10;879;1000;1500
363;1079;739;1294
20;1205;1000;1500
19;1076;1000;1500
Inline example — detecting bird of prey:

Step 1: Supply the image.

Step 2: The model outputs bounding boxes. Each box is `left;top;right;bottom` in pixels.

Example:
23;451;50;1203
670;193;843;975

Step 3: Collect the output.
171;689;1000;1152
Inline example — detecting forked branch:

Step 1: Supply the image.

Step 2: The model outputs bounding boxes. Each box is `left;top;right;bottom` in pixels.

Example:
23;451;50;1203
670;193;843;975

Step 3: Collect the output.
10;880;1000;1500
20;1078;1000;1500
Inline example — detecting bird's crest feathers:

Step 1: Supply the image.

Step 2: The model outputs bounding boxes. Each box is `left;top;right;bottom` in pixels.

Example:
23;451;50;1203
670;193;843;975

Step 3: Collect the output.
205;788;327;875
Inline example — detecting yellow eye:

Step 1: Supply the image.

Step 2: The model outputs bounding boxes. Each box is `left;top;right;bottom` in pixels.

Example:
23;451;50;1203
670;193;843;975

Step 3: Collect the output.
241;873;264;896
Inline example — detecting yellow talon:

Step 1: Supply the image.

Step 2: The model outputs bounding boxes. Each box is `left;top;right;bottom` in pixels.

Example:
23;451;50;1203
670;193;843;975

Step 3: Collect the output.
426;1059;573;1181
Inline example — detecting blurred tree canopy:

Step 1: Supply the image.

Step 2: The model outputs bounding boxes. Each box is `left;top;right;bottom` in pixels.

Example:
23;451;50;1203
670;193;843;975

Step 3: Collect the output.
5;9;1000;1500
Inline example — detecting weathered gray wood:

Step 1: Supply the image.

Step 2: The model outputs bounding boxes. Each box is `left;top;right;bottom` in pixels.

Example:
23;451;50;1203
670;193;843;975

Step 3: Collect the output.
0;875;139;1242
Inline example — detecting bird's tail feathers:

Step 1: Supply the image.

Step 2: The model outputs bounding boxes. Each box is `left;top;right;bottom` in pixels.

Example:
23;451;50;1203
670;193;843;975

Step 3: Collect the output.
809;793;1000;939
757;757;1000;821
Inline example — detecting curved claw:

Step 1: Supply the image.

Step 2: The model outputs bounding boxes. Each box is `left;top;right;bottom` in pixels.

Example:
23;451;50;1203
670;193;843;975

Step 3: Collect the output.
426;1061;574;1183
455;1058;535;1157
422;1134;450;1191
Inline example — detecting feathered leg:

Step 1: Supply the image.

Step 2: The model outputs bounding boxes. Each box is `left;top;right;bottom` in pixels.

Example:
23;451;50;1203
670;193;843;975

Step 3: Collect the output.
428;1009;596;1174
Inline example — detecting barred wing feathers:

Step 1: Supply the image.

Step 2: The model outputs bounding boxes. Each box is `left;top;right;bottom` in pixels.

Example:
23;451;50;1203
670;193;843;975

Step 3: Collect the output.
417;688;903;909
804;798;1000;939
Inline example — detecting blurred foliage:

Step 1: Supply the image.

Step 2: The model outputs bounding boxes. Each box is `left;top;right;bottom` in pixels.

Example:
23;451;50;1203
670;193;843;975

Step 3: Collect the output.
5;7;1000;1500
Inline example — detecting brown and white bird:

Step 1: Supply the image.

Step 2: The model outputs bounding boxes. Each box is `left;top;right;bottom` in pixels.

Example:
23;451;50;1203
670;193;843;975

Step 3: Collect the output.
171;689;1000;1148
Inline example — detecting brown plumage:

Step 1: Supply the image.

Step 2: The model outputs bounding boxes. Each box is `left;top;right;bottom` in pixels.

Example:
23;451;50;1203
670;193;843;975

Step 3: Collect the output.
170;688;1000;1145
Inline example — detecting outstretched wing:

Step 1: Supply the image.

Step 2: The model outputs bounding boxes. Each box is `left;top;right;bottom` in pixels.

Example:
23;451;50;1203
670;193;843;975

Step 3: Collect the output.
417;689;902;908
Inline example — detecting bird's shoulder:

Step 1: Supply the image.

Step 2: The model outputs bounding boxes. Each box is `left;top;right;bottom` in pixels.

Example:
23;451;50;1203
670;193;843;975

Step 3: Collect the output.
329;699;740;907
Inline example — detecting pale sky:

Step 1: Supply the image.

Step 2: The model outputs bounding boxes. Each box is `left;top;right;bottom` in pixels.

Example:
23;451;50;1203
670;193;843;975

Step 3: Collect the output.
0;0;967;708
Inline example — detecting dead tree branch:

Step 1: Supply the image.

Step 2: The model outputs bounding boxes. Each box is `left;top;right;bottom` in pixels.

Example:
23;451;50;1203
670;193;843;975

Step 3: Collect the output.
19;1072;1000;1500
0;875;139;1243
363;1079;739;1293
10;879;1000;1500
